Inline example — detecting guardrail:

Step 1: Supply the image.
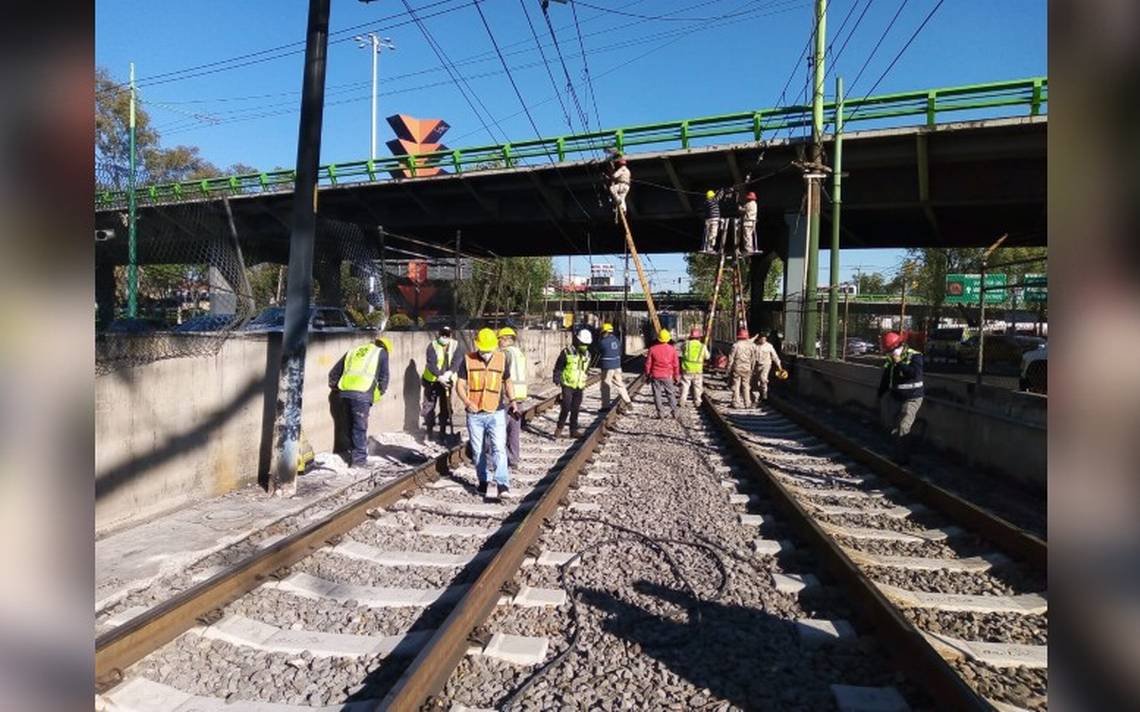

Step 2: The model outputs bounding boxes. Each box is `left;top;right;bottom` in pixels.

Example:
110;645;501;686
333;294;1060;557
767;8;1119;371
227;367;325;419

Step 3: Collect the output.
96;76;1046;210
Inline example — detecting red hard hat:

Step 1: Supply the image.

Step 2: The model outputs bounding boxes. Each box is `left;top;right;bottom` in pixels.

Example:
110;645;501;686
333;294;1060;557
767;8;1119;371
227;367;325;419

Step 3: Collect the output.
616;157;627;165
745;191;757;201
881;331;903;351
737;328;750;340
690;327;702;338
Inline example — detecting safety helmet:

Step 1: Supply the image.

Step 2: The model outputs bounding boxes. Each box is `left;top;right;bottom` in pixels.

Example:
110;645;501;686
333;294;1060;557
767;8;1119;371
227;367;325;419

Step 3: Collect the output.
745;191;757;201
881;331;904;352
497;327;516;339
575;328;593;345
706;190;716;199
658;329;671;343
601;323;614;333
375;336;394;353
475;327;498;352
439;326;452;337
775;368;789;380
737;328;750;340
616;157;627;166
689;327;702;338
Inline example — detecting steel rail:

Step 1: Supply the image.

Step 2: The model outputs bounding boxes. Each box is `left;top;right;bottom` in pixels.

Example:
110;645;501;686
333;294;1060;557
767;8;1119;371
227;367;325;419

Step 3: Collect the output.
378;374;647;711
94;377;597;690
766;394;1047;572
701;395;991;711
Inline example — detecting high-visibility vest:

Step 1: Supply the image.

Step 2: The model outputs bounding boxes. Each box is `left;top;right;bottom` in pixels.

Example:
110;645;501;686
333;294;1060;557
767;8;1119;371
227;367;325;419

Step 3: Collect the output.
504;344;527;400
464;351;507;412
681;339;706;374
421;339;450;382
883;347;923;391
337;343;383;403
560;347;590;389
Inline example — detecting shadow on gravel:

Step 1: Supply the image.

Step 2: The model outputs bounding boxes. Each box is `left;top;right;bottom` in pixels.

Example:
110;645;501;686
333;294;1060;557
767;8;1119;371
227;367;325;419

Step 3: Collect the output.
575;581;842;710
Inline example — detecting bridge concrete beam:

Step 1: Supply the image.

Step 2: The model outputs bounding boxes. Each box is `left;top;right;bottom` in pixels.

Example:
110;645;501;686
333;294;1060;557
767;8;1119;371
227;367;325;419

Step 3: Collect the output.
660;157;692;213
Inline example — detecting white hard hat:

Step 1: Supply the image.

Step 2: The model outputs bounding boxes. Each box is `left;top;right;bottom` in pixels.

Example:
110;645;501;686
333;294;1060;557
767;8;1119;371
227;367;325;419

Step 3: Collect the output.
576;328;593;345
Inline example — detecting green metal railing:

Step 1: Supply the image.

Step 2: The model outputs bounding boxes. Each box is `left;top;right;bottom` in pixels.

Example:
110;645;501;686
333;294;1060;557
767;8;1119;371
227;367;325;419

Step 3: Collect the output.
95;76;1046;210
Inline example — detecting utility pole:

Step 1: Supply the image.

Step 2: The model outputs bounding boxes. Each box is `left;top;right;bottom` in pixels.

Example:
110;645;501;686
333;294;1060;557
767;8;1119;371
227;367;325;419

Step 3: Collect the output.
827;75;844;359
354;33;395;160
270;0;331;496
127;62;138;318
976;233;1008;389
802;0;827;358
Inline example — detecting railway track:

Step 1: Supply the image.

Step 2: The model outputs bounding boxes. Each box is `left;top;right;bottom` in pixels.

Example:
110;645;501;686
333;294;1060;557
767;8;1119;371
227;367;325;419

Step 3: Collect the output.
96;375;628;710
702;379;1047;711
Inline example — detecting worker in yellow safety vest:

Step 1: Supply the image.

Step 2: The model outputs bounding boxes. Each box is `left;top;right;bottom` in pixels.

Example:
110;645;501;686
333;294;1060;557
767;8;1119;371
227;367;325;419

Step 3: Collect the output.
420;326;458;441
328;335;392;467
552;328;593;438
679;327;711;407
456;328;518;499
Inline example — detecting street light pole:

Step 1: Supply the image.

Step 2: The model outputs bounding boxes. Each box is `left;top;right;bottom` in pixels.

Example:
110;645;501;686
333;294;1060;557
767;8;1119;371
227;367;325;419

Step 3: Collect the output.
354;33;395;160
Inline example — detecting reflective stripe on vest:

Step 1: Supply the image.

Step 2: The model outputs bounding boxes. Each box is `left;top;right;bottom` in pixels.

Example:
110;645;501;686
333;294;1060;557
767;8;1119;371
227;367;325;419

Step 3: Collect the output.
885;348;921;391
338;344;382;403
560;348;590;389
682;339;705;373
896;381;924;390
465;351;506;412
421;340;448;382
505;345;527;400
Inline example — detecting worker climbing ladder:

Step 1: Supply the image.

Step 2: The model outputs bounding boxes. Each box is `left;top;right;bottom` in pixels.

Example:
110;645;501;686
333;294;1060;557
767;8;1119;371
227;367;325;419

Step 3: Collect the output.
617;208;662;335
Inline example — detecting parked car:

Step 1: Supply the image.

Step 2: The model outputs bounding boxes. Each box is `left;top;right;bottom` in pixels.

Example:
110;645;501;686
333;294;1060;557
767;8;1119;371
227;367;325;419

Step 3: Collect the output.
243;306;359;334
927;327;967;364
1020;343;1047;394
844;337;875;356
172;314;239;333
958;333;1044;367
105;317;165;334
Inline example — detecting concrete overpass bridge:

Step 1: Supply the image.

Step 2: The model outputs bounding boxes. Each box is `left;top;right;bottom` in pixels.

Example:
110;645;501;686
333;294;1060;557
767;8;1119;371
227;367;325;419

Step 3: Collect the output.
96;77;1046;265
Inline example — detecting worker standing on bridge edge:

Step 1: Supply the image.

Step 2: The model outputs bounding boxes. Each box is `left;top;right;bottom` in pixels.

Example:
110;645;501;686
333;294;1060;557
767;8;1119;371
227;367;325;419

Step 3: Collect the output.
679;327;710;407
701;189;722;253
751;332;783;404
497;327;527;469
420;326;457;442
598;323;632;412
645;329;680;419
457;328;517;499
328;335;392;467
553;328;593;438
727;328;757;408
877;331;925;465
609;156;631;224
739;191;759;255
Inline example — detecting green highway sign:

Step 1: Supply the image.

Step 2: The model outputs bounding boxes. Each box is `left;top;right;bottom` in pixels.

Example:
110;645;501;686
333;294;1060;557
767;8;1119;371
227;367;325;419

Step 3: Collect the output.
945;273;1007;305
1024;273;1047;303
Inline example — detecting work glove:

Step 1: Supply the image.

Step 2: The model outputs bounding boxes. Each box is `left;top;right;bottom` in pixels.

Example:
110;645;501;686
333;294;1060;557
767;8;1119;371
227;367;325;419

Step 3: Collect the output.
441;370;454;383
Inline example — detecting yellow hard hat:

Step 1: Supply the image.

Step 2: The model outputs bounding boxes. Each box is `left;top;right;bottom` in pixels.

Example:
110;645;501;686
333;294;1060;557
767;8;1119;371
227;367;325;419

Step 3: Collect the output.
475;327;498;351
706;190;715;199
375;336;394;353
497;327;516;338
601;323;614;333
658;328;671;343
775;368;789;380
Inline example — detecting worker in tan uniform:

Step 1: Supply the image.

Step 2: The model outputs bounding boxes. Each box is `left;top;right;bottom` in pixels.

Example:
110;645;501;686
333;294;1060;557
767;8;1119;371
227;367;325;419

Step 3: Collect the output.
726;328;757;409
609;157;631;223
751;332;783;404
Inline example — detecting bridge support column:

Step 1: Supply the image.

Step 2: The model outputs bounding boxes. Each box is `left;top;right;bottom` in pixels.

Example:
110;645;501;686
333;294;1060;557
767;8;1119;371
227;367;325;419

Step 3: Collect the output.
782;211;808;354
314;256;343;306
748;251;779;336
96;261;116;329
209;267;237;315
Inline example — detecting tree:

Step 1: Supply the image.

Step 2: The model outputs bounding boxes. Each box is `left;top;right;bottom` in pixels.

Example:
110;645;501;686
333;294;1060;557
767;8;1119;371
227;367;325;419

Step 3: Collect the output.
904;246;1047;325
685;253;751;314
457;257;554;322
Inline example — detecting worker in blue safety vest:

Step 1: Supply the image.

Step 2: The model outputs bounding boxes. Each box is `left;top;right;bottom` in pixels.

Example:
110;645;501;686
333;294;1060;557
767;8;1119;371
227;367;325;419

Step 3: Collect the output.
876;331;925;464
597;323;631;411
328;335;392;467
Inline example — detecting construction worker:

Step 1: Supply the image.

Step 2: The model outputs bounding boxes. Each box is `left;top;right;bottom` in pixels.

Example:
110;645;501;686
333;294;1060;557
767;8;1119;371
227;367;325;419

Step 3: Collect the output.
751;332;783;403
609;157;631;223
644;328;680;419
739;191;758;254
420;326;458;441
497;327;527;469
328;335;392;467
553;328;593;438
597;323;631;411
702;189;721;253
726;328;757;408
456;328;518;499
679;327;711;407
876;331;925;464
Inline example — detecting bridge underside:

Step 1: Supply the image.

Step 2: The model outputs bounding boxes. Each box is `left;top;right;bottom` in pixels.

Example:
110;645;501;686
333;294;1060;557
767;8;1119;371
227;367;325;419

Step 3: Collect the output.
95;116;1045;266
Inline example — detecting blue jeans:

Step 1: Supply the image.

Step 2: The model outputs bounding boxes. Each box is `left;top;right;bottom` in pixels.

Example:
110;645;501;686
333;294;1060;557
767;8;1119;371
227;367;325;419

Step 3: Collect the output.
467;409;509;486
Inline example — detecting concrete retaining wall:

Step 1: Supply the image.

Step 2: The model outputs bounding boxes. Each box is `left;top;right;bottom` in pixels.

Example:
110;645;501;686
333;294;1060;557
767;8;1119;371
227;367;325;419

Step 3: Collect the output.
790;358;1046;491
95;329;569;534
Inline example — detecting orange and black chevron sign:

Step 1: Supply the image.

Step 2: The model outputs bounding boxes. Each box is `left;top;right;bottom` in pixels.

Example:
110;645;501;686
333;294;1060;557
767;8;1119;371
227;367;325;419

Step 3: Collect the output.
385;114;450;177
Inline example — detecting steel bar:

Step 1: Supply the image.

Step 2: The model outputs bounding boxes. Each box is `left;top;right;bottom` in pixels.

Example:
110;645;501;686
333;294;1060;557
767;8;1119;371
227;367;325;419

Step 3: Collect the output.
827;76;844;359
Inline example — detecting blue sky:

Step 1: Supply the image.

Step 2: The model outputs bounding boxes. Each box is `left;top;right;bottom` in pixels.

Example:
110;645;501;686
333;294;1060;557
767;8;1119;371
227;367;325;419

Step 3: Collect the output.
96;0;1045;290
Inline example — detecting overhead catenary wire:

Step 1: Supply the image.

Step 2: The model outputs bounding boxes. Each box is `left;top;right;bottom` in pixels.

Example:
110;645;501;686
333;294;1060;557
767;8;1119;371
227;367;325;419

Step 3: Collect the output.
845;0;909;96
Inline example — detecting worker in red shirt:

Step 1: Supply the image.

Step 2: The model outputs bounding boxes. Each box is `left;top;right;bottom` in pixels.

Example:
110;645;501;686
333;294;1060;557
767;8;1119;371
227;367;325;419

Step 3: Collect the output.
644;328;680;419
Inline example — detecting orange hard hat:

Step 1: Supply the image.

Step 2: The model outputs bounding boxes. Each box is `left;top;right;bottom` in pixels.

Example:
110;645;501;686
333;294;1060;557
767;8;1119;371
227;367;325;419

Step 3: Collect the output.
737;328;750;340
745;191;757;201
881;331;904;351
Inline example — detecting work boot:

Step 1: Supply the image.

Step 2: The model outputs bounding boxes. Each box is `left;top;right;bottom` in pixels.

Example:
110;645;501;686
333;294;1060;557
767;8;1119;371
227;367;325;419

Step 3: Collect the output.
477;481;488;496
553;426;565;440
